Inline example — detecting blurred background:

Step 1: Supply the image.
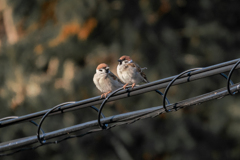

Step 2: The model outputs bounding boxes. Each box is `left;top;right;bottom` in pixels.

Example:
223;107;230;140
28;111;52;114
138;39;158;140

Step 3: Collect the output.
0;0;240;159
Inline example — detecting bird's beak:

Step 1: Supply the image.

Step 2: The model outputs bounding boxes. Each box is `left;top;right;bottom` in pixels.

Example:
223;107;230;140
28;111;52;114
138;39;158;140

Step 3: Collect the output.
106;67;110;73
118;59;122;65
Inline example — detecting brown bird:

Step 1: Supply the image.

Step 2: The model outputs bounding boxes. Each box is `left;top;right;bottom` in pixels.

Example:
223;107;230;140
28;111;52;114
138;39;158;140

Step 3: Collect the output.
117;55;148;89
93;63;124;98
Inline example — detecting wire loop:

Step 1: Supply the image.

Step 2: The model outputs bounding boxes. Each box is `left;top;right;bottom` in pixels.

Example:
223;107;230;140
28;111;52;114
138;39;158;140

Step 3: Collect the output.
162;68;203;112
98;87;125;129
37;102;107;145
227;59;240;95
162;70;235;113
37;102;75;144
97;86;171;129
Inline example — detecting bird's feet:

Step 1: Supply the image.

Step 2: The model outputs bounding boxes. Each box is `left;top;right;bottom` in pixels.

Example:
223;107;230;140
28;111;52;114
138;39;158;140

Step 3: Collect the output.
100;91;112;99
131;83;136;89
123;83;129;90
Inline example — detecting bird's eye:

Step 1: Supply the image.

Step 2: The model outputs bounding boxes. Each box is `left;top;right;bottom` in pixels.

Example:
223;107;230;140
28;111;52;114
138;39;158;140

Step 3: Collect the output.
99;69;102;71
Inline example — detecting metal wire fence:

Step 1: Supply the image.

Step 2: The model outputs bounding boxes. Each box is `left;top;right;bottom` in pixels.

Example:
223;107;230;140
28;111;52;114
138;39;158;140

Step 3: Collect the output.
0;58;239;157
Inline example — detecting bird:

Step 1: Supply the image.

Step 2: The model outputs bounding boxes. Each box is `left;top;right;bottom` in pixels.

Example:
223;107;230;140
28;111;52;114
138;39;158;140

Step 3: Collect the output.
117;55;148;89
93;63;124;98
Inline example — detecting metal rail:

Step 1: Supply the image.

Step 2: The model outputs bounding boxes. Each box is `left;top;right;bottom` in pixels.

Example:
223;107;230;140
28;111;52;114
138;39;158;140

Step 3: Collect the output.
0;59;239;127
0;82;239;154
0;58;239;156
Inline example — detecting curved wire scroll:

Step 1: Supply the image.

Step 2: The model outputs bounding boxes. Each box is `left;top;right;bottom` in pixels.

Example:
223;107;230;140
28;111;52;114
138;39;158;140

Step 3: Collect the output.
162;68;203;112
162;70;235;112
97;86;170;129
97;87;125;129
37;102;107;144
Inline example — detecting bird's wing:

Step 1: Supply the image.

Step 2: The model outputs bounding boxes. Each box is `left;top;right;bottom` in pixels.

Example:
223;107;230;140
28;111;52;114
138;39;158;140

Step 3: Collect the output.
108;72;124;84
128;62;149;83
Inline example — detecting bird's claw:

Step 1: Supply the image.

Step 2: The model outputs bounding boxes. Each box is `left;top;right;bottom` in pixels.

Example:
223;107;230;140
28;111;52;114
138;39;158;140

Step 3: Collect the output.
100;91;111;99
123;83;129;90
131;83;136;89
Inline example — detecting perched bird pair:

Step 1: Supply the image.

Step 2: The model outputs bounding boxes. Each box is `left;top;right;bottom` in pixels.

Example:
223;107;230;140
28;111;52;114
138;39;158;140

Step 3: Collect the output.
93;55;148;98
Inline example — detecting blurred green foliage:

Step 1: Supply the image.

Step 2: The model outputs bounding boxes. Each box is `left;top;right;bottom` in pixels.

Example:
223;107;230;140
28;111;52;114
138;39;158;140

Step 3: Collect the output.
0;0;240;159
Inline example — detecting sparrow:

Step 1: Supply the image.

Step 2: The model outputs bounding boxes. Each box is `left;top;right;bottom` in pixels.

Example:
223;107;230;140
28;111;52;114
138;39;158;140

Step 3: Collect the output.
117;55;148;89
93;63;124;98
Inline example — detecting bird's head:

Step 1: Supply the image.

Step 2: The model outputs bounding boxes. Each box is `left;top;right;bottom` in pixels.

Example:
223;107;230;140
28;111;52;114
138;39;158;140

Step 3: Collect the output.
96;63;110;74
118;55;132;65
